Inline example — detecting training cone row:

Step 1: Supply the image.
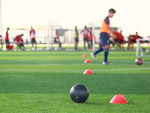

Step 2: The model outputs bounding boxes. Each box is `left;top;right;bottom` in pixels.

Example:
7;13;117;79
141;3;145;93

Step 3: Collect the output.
84;59;91;63
83;69;93;74
82;54;93;74
110;95;128;104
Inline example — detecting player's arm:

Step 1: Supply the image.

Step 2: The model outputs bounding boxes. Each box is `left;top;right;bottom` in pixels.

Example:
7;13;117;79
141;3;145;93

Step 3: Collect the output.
80;30;83;34
29;31;31;36
138;35;143;39
106;24;113;34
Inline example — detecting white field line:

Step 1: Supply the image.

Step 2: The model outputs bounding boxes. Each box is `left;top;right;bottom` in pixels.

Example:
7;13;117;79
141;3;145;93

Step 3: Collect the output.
0;67;150;72
0;62;150;65
0;60;150;64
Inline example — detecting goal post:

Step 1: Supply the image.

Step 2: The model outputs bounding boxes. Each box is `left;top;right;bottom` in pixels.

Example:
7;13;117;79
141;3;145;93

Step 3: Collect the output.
136;38;150;57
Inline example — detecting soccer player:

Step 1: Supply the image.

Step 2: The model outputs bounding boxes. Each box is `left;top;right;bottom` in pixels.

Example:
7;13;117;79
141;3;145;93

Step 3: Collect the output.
5;28;10;50
128;32;142;50
74;26;79;50
81;26;90;49
112;28;119;47
89;28;93;49
29;26;37;49
91;8;116;65
118;30;124;49
54;31;62;48
14;34;24;50
89;28;96;50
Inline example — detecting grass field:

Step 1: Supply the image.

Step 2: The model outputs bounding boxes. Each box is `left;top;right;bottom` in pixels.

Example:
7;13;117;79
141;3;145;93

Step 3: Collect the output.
0;51;150;113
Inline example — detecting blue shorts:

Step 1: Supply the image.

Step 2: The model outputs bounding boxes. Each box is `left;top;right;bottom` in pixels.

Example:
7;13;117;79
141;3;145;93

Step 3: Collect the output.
100;32;109;47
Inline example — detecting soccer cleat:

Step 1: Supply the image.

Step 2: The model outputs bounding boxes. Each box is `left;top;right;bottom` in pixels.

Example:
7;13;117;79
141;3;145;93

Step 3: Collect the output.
102;62;111;65
90;53;96;60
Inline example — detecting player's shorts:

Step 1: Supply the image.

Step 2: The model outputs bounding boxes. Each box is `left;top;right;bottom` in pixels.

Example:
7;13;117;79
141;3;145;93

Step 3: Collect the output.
100;32;109;47
5;40;9;44
84;37;89;42
31;39;36;44
75;38;79;42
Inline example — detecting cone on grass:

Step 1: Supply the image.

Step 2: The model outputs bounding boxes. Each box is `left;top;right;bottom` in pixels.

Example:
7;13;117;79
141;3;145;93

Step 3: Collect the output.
83;69;93;74
82;54;87;58
84;59;91;63
110;95;128;104
89;48;93;51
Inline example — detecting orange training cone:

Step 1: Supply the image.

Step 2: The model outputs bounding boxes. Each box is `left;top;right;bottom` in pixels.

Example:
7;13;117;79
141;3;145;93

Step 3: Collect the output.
84;59;91;63
83;69;93;74
110;95;128;104
82;54;87;58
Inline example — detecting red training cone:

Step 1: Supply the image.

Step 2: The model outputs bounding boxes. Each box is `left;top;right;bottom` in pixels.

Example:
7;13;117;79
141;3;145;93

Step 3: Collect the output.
89;48;93;51
110;95;128;104
82;54;87;58
84;59;91;63
83;69;93;74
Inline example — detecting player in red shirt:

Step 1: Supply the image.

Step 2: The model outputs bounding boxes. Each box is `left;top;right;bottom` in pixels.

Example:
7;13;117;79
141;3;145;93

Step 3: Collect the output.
112;28;119;47
89;28;96;49
128;32;142;50
118;30;124;49
89;28;93;49
14;34;24;50
81;26;90;49
29;26;37;49
54;31;62;48
5;28;10;50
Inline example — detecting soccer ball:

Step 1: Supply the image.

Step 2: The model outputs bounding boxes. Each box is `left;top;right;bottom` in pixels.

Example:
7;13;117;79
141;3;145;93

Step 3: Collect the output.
70;84;89;103
135;58;143;65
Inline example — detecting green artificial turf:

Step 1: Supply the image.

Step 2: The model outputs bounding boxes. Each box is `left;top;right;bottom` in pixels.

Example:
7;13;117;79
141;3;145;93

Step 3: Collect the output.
0;51;150;113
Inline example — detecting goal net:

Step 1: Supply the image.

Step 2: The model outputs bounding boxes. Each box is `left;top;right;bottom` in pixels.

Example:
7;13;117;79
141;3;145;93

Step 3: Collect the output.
136;38;150;57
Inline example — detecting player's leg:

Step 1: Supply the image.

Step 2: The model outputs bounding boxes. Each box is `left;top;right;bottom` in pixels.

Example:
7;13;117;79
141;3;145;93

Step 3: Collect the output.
84;38;86;49
103;45;109;63
74;38;76;50
76;38;79;50
103;36;110;65
87;38;90;49
5;40;9;50
31;39;34;48
90;40;93;49
59;42;61;48
74;38;77;50
35;39;37;48
91;33;104;59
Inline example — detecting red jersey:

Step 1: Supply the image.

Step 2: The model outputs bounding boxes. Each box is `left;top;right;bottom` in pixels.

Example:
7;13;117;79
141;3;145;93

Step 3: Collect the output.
81;29;89;38
113;31;119;39
118;34;124;42
89;31;93;41
15;35;23;43
14;35;20;41
5;31;9;40
30;29;36;39
132;35;142;42
17;38;24;44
